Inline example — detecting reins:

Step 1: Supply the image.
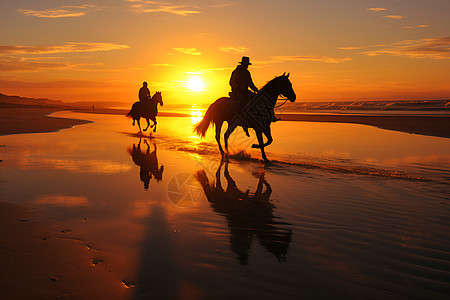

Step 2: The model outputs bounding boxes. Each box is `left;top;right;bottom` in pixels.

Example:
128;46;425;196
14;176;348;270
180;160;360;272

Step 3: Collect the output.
274;96;289;108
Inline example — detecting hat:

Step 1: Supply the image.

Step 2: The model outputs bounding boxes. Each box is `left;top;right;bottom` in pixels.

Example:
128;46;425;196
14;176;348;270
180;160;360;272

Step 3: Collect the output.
239;56;252;65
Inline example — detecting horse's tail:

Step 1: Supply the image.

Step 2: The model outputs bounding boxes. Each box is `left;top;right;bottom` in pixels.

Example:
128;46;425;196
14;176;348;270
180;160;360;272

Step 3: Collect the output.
126;109;132;118
194;101;218;137
126;102;139;118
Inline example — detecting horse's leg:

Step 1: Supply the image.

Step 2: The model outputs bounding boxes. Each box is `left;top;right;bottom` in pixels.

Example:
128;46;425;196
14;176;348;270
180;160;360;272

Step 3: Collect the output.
143;118;150;131
262;126;273;147
254;130;269;163
150;117;155;128
224;122;237;154
151;117;157;133
215;121;224;155
137;117;142;132
132;117;135;126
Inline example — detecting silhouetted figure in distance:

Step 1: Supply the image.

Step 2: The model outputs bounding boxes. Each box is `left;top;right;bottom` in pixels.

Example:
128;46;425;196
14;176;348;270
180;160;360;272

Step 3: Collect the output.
139;82;151;102
195;161;292;265
127;91;163;132
128;138;164;190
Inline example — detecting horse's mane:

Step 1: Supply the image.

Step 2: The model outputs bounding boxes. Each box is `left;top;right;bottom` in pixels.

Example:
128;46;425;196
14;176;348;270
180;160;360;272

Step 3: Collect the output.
261;75;283;91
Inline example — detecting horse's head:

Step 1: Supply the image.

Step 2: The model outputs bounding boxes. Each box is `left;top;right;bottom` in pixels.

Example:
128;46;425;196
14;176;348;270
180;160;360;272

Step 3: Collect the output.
275;73;296;102
152;91;163;106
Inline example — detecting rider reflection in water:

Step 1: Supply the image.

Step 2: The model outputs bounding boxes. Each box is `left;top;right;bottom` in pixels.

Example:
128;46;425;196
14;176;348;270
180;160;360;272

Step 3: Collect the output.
195;161;292;265
128;139;164;190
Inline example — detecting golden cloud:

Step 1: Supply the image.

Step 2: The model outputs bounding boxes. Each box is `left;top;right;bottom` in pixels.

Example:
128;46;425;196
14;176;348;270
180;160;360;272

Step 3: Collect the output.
366;8;388;12
271;55;352;64
173;47;202;55
0;57;91;72
18;5;98;18
128;1;201;16
0;42;130;55
360;37;450;59
219;46;249;53
383;15;404;19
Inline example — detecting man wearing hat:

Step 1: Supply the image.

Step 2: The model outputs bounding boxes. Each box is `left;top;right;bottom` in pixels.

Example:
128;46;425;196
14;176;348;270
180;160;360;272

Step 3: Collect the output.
229;56;259;105
229;56;259;137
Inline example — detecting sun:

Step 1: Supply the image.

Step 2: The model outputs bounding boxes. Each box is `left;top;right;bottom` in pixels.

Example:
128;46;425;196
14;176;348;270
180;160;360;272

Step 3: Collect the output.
186;76;206;92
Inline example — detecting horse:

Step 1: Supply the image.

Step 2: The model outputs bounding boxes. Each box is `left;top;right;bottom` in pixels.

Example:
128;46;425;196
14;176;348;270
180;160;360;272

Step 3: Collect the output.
127;91;163;133
194;73;296;162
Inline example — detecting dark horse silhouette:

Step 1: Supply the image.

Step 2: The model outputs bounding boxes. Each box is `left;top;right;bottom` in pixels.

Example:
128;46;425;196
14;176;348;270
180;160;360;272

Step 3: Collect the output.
127;91;163;133
128;138;164;190
195;161;292;265
194;73;296;162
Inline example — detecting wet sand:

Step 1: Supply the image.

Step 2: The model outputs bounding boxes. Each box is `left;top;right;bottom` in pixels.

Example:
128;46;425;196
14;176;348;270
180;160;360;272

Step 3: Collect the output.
1;110;449;299
0;201;130;299
0;106;90;136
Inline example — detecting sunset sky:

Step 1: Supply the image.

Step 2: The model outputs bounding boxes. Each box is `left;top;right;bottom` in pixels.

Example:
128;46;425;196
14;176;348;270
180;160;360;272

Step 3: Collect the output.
1;0;449;105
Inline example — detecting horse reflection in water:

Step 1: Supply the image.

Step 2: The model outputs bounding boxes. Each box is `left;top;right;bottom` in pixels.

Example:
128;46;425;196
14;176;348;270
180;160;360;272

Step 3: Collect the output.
128;138;164;190
195;162;292;265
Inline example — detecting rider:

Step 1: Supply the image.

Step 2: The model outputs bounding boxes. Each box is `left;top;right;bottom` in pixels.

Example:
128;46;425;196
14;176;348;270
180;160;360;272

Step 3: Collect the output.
229;56;258;137
229;57;279;137
139;82;151;102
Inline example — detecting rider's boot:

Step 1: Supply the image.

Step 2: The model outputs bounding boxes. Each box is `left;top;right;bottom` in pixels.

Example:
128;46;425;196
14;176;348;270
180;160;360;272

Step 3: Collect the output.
270;110;280;122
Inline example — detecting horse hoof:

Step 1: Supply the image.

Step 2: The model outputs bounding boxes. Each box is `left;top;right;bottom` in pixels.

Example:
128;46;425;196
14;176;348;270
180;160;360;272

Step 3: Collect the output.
153;128;156;133
143;128;147;132
263;159;271;164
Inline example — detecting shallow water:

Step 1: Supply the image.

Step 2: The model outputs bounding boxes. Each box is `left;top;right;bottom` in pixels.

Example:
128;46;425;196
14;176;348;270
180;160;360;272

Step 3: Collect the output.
1;112;449;299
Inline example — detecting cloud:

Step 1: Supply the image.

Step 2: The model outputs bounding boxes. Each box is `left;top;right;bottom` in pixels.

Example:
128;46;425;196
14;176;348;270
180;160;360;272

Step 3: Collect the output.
0;57;93;72
219;46;249;53
403;25;430;29
210;1;238;8
383;15;404;19
337;46;363;50
360;37;450;59
18;5;98;18
0;42;130;55
366;8;388;12
271;55;352;64
127;0;201;16
173;48;201;55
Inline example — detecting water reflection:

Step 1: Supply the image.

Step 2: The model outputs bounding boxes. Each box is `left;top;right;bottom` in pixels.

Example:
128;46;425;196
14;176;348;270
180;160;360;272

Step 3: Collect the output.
195;161;292;265
128;138;164;190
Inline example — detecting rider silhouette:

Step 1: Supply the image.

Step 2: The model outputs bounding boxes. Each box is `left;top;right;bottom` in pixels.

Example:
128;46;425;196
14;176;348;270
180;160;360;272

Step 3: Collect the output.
229;56;259;104
229;57;258;137
139;82;151;102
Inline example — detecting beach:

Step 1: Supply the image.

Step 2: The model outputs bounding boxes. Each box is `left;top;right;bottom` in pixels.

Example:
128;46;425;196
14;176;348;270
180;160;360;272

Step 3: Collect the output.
1;103;449;138
1;105;450;299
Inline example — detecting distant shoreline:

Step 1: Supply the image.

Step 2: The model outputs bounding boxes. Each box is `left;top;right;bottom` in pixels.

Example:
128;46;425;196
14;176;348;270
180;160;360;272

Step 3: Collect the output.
279;113;450;139
1;103;449;138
